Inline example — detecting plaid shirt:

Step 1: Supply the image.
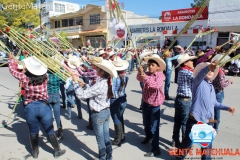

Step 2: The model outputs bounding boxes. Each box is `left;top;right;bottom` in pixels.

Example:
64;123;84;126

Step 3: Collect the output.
177;69;194;97
8;59;49;106
74;78;109;112
137;72;165;106
76;67;98;86
212;68;230;91
47;72;61;94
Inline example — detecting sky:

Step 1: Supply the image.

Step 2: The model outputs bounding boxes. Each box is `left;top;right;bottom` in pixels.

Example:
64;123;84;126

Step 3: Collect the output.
55;0;195;19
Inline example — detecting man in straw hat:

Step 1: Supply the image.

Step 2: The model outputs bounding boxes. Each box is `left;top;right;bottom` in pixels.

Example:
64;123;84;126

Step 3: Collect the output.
108;51;117;61
173;45;183;83
175;61;235;160
211;54;233;133
137;54;166;157
171;53;196;147
8;53;66;158
99;50;109;60
72;59;117;160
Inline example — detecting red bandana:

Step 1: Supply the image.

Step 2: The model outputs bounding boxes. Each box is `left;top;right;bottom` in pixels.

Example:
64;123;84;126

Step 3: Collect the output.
180;66;194;72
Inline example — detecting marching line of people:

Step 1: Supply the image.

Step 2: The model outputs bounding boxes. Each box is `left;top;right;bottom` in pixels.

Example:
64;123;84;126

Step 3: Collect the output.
6;43;237;160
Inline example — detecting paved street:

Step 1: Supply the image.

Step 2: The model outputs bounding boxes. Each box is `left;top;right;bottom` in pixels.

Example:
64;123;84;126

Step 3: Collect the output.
0;67;240;160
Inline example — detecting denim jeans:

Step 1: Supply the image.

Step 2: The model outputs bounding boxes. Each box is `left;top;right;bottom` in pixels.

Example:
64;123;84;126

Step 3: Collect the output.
133;58;138;69
172;97;191;142
140;82;144;107
176;118;213;160
92;108;112;160
214;90;224;132
120;101;127;125
174;67;179;83
48;93;61;128
128;60;132;72
66;91;82;119
142;102;160;151
59;82;66;107
110;95;127;125
24;101;54;135
164;70;172;97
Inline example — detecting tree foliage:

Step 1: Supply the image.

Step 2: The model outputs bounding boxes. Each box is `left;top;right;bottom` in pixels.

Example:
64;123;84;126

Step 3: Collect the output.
60;31;68;41
191;0;209;8
0;0;39;31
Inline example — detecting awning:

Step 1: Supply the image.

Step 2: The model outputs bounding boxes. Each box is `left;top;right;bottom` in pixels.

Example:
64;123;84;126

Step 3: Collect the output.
67;35;80;39
79;29;107;34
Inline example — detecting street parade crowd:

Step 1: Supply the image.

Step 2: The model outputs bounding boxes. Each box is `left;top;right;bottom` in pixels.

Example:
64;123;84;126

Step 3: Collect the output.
4;42;238;160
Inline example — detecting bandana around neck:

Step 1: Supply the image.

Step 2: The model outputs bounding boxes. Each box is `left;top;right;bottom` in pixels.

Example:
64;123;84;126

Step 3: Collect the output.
180;66;194;72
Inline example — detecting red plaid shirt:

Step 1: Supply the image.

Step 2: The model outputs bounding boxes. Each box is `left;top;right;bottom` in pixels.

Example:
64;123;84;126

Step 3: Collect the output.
8;59;49;106
212;67;231;91
137;72;165;106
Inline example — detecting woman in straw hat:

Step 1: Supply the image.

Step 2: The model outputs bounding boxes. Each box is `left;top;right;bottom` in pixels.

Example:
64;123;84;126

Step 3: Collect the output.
8;53;65;159
176;61;235;160
72;58;117;160
61;55;82;120
110;57;129;146
137;54;166;157
163;50;181;100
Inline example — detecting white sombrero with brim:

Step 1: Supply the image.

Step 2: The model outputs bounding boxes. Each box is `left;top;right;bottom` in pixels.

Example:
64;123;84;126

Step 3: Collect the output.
139;52;153;61
112;57;129;71
175;54;197;68
174;45;182;49
144;54;166;71
23;56;47;76
94;59;118;78
99;50;106;56
194;62;219;81
68;55;82;69
108;51;116;58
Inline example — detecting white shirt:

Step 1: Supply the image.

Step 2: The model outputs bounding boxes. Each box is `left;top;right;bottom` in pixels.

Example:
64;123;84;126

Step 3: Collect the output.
153;49;158;54
202;45;207;51
74;78;110;112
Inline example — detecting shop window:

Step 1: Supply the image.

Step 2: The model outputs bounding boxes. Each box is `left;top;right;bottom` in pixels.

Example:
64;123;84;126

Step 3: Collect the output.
55;20;60;28
192;41;206;47
62;19;68;27
69;18;74;26
90;14;100;25
55;3;65;13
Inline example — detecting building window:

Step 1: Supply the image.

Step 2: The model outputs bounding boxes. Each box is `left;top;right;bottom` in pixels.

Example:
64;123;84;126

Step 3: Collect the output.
55;21;60;28
55;3;65;13
76;17;83;25
62;19;68;27
90;14;100;25
69;18;74;26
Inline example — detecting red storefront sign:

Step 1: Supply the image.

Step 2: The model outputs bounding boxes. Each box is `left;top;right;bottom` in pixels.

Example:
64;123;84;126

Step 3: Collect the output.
162;7;208;22
116;29;125;38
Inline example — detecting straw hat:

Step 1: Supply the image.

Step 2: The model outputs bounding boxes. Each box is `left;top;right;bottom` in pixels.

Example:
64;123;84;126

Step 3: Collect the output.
112;57;129;71
193;62;219;81
144;54;166;71
23;56;47;76
163;51;171;58
175;45;182;49
211;54;231;64
94;59;118;78
196;51;205;57
108;51;116;58
89;57;103;64
139;52;152;61
175;54;197;68
99;50;106;56
68;55;82;69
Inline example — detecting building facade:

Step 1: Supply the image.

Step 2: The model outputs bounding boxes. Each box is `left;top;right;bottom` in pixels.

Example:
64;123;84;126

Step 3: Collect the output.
50;4;108;48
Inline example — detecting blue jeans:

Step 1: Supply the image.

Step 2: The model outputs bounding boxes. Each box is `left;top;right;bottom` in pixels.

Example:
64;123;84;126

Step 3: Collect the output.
48;93;61;128
140;82;144;107
164;70;172;97
92;108;112;160
66;91;82;119
24;101;54;135
86;98;92;120
214;90;224;132
174;67;179;83
110;95;127;125
176;118;213;160
59;82;66;107
172;97;191;142
128;60;132;72
142;102;160;151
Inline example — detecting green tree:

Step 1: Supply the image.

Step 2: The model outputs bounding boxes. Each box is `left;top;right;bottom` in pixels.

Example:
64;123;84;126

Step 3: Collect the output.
191;0;209;8
59;31;68;41
0;0;39;31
